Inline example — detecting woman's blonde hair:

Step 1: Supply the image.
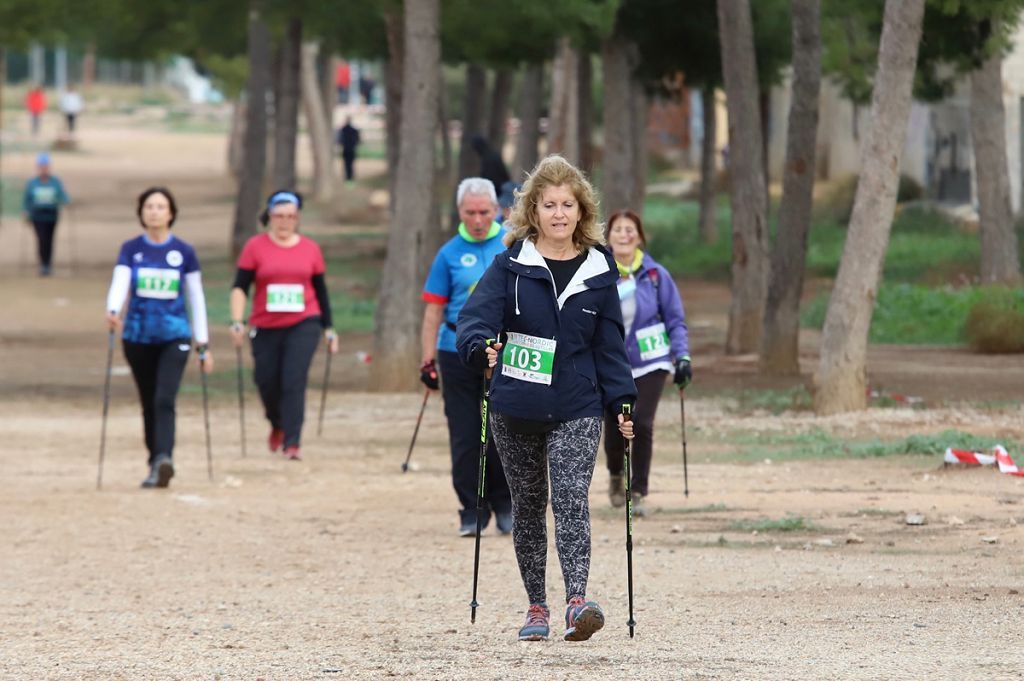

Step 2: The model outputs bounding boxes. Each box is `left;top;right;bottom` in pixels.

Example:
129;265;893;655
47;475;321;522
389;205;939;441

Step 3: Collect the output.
503;155;604;250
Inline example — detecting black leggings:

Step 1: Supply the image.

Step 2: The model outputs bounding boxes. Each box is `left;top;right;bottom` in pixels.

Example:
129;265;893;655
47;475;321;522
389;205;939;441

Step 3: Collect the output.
250;317;321;448
123;339;191;465
604;370;667;497
32;219;58;268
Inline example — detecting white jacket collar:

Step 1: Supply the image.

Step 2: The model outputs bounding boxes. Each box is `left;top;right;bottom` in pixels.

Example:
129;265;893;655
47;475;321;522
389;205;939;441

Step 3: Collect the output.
511;239;612;310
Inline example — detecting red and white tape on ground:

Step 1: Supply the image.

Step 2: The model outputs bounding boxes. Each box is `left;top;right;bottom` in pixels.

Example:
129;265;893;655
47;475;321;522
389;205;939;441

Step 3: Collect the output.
944;445;1024;476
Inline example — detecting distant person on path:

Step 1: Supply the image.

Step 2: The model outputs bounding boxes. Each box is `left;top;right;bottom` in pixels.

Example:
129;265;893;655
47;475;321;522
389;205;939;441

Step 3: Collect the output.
229;190;339;461
456;155;636;642
420;177;513;537
337;117;360;182
496;181;520;224
470;134;510;196
25;85;46;136
602;209;691;517
60;84;84;134
105;187;213;489
22;152;70;276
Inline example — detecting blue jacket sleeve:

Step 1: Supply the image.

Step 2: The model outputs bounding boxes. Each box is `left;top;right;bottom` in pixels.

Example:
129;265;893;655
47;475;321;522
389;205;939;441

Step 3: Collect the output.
57;178;70;205
657;264;689;359
22;181;33;213
455;255;507;364
594;282;637;414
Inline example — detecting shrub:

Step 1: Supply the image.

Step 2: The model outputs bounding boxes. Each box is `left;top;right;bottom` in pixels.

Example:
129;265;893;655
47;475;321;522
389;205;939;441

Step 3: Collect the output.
964;287;1024;353
816;173;925;224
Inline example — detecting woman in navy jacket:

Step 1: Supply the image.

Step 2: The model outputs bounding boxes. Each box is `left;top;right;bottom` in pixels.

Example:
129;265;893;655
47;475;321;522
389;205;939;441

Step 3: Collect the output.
603;209;691;517
457;155;637;643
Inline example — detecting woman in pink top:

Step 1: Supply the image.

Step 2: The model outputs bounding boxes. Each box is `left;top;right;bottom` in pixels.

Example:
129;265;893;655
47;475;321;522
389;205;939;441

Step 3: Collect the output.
229;191;339;460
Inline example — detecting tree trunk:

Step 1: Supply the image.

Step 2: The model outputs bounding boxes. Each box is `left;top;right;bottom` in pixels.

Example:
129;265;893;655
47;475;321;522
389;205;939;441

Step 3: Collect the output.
970;51;1022;284
372;0;441;391
487;68;514;154
301;41;335;203
813;0;925;414
319;50;335;128
698;86;719;244
718;0;770;354
228;95;246;180
82;43;96;91
549;38;580;163
760;0;822;376
601;35;639;214
577;53;594;173
384;9;404;213
438;73;454;194
631;80;649;211
457;63;487;181
272;17;302;190
513;62;543;179
231;5;271;257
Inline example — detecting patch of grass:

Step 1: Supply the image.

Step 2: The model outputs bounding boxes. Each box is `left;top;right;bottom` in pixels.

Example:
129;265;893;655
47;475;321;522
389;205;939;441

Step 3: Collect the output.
720;387;814;414
1;176;22;217
855;508;902;517
801;283;1011;345
658;503;731;515
730;515;814;532
717;428;1020;463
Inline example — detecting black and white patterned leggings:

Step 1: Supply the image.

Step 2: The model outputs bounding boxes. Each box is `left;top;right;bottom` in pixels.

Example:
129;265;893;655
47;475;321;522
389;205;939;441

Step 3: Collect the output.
489;412;602;606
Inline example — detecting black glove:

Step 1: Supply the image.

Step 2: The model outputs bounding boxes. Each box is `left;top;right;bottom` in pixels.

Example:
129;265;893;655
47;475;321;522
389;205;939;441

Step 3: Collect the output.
419;359;439;390
673;356;692;389
468;340;494;371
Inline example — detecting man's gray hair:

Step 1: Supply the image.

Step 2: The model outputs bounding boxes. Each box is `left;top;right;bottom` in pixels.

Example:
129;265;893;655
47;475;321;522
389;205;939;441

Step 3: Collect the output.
456;177;498;207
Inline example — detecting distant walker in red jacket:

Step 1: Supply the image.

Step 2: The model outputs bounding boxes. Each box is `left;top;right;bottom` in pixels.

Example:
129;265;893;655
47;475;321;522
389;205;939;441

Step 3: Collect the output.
25;85;47;137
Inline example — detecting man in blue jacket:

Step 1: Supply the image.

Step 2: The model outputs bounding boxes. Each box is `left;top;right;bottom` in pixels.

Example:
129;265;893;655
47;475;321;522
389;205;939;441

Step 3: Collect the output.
23;152;70;277
420;177;513;537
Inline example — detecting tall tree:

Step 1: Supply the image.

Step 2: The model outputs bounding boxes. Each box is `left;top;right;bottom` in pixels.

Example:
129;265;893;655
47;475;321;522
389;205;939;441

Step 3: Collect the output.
698;86;719;243
813;0;925;414
513;62;543;179
718;0;769;354
300;41;335;202
457;63;487;180
372;0;441;391
232;3;271;256
272;16;301;190
601;31;642;214
384;7;403;212
487;67;514;152
760;0;822;375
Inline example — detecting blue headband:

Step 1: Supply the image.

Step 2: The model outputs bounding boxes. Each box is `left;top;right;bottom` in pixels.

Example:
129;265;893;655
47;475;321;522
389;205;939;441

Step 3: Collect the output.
37;152;51;166
268;191;300;208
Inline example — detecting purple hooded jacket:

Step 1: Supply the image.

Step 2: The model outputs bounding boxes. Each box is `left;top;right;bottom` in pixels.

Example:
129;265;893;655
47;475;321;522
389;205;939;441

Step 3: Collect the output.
622;252;689;372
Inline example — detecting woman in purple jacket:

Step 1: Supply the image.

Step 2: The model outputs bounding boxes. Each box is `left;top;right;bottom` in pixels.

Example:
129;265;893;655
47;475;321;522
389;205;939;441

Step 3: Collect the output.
603;209;692;516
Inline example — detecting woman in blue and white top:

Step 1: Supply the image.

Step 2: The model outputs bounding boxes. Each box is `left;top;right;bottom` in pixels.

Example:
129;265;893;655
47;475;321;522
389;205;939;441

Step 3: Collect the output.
105;187;213;489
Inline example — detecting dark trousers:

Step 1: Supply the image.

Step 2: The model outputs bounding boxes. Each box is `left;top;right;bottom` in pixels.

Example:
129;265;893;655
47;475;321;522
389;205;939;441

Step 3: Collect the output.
32;219;58;268
604;369;668;497
65;113;77;132
341;151;356;180
437;350;512;523
123;339;191;465
250;317;321;448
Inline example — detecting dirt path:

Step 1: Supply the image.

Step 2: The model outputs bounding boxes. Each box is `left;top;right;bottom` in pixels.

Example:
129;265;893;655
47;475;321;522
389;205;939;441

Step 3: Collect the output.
2;117;1023;680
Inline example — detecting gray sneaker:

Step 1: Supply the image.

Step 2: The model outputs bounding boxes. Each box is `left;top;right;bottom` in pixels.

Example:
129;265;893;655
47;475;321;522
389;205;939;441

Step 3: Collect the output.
141;456;174;489
609;474;626;508
631;492;648;518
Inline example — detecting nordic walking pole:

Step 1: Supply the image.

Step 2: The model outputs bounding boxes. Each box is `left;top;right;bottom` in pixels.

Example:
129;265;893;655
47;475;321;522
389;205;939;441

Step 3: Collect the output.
317;347;333;437
67;204;79;275
623;403;637;638
470;339;495;624
97;330;115;490
235;344;247;458
199;350;213;481
402;388;431;472
680;389;689;498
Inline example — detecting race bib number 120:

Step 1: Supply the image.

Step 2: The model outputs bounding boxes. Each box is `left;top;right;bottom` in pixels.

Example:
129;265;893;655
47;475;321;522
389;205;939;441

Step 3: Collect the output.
636;322;670;361
501;332;556;385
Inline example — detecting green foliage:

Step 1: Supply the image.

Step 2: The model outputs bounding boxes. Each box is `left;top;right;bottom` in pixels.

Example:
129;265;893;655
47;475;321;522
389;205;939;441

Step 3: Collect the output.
964;287;1024;353
802;283;993;345
720;428;1020;463
730;515;813;532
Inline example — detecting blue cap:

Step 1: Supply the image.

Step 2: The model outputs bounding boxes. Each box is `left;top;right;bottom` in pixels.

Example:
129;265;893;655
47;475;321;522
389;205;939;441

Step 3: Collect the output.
268;191;300;208
36;152;51;166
